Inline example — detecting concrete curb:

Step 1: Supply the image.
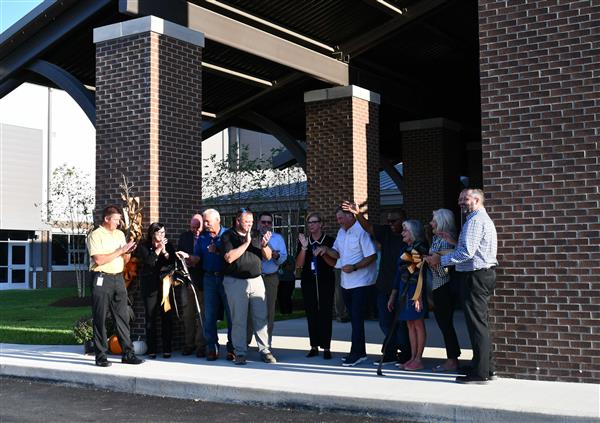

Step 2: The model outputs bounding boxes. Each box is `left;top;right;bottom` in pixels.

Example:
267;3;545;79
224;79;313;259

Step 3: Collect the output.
2;362;597;423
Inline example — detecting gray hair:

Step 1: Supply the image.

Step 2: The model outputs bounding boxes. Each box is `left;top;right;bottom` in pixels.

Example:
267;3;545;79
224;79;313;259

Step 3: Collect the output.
202;208;220;221
432;208;457;239
402;219;426;244
469;188;485;205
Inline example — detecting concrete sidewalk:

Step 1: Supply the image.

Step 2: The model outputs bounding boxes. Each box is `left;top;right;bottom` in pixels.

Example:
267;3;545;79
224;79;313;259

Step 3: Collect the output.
1;316;598;422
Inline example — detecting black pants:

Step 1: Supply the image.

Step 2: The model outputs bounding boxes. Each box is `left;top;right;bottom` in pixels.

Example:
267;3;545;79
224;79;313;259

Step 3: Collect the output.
277;279;295;314
432;281;461;360
143;289;174;354
301;275;334;349
92;272;133;360
460;268;496;378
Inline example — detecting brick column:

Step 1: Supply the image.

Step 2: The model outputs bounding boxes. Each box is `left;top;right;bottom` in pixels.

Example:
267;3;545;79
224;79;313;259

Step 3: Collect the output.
479;1;600;383
304;86;380;232
400;118;464;224
94;16;204;349
94;16;203;237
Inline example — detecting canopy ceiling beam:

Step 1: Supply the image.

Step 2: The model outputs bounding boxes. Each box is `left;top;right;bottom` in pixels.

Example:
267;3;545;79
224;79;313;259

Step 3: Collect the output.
341;0;450;58
26;60;96;125
239;111;306;170
120;0;349;85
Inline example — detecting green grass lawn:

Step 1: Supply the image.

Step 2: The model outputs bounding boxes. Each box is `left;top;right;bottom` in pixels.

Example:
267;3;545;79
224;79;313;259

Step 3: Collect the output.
1;287;306;345
0;288;89;345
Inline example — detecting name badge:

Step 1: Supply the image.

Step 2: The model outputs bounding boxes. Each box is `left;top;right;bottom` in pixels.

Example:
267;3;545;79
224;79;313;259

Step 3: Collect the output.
96;275;104;286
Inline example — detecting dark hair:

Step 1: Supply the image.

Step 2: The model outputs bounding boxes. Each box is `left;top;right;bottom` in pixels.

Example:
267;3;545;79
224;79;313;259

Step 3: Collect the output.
102;205;122;220
236;207;253;218
335;206;353;217
259;211;273;220
146;222;165;242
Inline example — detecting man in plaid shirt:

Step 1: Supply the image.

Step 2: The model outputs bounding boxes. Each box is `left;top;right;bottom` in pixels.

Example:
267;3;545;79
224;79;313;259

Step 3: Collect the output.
426;188;498;384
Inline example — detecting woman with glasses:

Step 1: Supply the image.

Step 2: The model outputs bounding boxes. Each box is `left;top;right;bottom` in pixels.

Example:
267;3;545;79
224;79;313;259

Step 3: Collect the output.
137;222;175;359
296;212;337;359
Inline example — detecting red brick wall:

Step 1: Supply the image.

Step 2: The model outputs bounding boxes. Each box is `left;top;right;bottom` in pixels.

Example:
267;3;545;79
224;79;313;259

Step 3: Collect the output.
96;30;202;349
305;96;380;233
95;32;202;239
401;126;463;224
479;0;600;382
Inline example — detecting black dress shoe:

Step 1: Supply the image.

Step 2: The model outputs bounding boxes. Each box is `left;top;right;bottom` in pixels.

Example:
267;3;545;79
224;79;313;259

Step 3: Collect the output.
181;347;194;356
95;359;111;367
323;350;332;360
306;348;318;358
162;353;171;359
122;354;144;365
489;371;498;381
456;375;489;385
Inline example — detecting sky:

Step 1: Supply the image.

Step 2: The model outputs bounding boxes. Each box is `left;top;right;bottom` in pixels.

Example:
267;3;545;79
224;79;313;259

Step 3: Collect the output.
0;0;43;34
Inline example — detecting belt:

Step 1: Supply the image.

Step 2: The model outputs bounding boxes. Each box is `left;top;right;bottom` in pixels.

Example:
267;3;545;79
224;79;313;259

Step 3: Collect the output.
262;272;278;276
204;271;223;276
472;267;496;272
94;271;123;276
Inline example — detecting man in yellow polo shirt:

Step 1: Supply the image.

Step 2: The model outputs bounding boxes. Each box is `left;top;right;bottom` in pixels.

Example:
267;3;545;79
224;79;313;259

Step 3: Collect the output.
88;205;143;367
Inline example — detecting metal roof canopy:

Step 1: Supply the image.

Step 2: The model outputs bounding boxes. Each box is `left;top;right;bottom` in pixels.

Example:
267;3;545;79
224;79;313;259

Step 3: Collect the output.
0;0;481;169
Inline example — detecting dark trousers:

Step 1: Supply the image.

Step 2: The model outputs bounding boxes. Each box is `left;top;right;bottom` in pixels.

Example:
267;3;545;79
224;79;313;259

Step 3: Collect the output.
278;279;295;314
432;281;461;360
301;276;334;349
460;268;496;378
143;290;173;354
377;291;410;361
342;285;369;356
92;272;133;360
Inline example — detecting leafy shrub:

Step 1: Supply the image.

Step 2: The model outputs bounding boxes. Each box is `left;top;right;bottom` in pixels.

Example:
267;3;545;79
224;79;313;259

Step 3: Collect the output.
72;316;93;344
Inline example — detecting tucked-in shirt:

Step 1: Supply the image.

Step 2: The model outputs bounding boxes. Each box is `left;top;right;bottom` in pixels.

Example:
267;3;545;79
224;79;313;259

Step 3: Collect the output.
333;220;377;289
430;235;454;290
219;229;264;279
87;225;126;274
373;224;407;293
262;232;287;274
441;208;498;272
194;227;226;272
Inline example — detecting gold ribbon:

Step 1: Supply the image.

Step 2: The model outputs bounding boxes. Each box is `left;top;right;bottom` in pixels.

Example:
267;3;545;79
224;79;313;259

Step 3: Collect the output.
161;273;173;312
400;249;426;302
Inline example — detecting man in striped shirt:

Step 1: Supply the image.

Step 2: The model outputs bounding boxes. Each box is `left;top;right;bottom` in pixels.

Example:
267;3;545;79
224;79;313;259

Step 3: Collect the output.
426;188;498;384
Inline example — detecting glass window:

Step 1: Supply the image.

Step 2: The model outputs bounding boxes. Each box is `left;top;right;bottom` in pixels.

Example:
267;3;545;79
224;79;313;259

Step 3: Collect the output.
52;234;87;268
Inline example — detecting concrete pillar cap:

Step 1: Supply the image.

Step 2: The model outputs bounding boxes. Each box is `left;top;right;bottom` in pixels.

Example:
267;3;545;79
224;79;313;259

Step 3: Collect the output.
93;15;205;47
304;85;380;104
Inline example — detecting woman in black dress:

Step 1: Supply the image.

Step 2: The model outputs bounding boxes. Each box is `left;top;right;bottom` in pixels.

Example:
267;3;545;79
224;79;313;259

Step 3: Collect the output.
137;222;175;358
296;212;337;359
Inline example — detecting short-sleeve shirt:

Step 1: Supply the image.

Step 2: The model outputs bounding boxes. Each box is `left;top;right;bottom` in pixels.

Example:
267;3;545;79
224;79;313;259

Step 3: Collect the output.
333;221;377;289
87;225;126;274
219;229;264;279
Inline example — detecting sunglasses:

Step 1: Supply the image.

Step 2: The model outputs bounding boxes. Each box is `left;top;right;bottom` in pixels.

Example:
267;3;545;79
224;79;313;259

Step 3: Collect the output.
260;220;273;224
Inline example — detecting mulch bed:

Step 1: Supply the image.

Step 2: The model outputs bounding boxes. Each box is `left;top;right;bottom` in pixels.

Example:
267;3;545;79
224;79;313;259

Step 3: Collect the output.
50;297;92;307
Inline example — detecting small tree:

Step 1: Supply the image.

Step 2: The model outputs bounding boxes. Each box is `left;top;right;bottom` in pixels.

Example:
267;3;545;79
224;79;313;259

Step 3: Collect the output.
41;164;94;298
202;144;269;209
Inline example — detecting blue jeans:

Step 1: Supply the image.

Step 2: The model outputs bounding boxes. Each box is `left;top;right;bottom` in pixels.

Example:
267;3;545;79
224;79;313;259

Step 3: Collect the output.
342;285;369;356
203;274;233;352
377;291;410;359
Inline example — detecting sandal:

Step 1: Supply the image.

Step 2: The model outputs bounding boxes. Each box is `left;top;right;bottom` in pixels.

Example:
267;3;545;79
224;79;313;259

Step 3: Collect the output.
404;361;424;371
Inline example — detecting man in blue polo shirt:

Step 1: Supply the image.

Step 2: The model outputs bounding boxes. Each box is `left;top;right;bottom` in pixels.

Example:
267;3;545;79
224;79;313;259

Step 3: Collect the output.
178;208;233;361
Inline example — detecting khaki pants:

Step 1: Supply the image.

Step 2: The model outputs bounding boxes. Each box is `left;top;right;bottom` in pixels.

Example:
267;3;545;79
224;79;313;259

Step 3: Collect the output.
223;275;270;357
247;272;278;348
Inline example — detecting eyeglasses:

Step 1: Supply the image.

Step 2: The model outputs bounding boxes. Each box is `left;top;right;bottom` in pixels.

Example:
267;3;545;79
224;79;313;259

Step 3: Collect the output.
260;220;272;224
307;220;320;224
